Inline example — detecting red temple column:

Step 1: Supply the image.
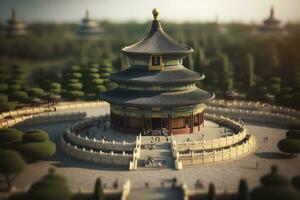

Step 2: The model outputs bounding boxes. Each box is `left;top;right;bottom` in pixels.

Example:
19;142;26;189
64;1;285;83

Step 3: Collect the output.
168;114;172;135
198;113;200;131
190;114;194;133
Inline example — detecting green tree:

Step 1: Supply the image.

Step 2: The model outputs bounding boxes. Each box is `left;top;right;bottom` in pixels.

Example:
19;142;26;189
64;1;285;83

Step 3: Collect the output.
94;178;105;200
245;53;256;89
208;183;216;200
26;168;72;200
238;179;249;200
0;150;26;190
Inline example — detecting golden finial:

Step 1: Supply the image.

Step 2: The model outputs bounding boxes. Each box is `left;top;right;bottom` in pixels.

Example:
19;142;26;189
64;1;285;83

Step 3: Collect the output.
85;9;89;18
12;8;16;19
270;6;274;18
152;8;159;21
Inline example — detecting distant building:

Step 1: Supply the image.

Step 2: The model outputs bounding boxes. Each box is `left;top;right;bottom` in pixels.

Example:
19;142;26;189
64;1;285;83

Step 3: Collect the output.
101;9;214;135
260;6;281;32
77;9;101;37
6;8;28;37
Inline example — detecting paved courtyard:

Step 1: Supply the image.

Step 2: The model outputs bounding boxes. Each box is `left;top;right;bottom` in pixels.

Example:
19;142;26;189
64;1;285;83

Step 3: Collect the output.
7;105;300;194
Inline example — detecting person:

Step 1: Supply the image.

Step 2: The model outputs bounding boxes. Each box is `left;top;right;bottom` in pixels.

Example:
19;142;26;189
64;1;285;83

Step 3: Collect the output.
266;136;268;142
256;160;259;169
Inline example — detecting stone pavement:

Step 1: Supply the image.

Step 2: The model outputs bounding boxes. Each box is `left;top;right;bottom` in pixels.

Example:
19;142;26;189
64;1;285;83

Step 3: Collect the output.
139;136;174;169
127;187;182;200
7;105;300;195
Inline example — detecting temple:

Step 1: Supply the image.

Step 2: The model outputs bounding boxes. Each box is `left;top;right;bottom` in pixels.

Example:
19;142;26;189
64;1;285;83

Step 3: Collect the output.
6;8;28;37
261;6;281;31
101;9;214;135
77;9;101;36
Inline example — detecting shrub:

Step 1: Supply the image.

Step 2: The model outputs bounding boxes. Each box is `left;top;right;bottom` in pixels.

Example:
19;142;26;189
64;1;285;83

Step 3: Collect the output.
101;73;110;78
94;178;105;200
26;168;72;200
51;82;61;90
28;88;45;98
250;165;300;200
0;128;23;146
238;179;249;200
87;73;100;79
87;68;99;73
67;83;83;90
270;84;280;95
8;84;21;91
66;91;85;99
67;73;82;79
0;102;17;112
68;79;79;83
0;94;8;103
22;129;49;143
286;130;300;140
70;65;81;72
96;85;107;93
10;91;28;102
0;84;8;92
92;79;104;85
0;150;26;190
278;138;300;156
17;141;56;161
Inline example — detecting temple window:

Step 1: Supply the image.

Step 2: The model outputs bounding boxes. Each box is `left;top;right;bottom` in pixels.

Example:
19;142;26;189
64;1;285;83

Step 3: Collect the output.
149;56;163;70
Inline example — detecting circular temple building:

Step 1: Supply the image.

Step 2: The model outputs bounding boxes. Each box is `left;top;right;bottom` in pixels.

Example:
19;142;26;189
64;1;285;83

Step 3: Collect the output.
77;9;101;37
101;9;214;135
6;8;28;37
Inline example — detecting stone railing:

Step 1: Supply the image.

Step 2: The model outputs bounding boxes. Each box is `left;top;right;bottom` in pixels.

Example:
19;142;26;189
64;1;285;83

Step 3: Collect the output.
208;99;300;120
174;135;256;169
121;180;131;200
0;101;107;121
20;111;86;125
65;116;141;156
206;106;300;126
0;101;109;127
0;115;32;128
61;137;137;170
171;114;247;152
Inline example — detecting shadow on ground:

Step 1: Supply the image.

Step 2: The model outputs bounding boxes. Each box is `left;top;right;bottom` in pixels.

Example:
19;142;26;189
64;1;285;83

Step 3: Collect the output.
254;152;291;159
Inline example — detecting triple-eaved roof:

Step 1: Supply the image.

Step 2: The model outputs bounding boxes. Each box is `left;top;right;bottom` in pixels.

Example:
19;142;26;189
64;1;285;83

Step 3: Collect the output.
122;8;193;57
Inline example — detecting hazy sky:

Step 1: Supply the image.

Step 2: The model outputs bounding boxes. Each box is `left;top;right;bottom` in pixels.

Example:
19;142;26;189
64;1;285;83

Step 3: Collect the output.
0;0;300;24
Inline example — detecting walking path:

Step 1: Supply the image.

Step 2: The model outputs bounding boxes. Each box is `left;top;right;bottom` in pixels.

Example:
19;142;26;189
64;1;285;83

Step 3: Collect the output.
138;136;174;169
127;188;182;200
7;105;300;195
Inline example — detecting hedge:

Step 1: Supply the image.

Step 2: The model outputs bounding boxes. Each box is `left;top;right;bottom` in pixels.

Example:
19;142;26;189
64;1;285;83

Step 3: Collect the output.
86;73;100;79
101;73;110;78
0;150;26;175
67;73;82;79
91;79;104;85
66;91;85;99
8;84;21;91
26;168;72;200
0;94;8;103
0;128;23;146
68;79;79;83
96;85;107;93
70;65;81;72
0;102;17;112
0;84;8;92
22;129;49;143
67;83;83;90
286;130;300;140
17;141;56;161
278;139;300;155
28;88;45;98
51;82;61;90
86;68;99;73
10;91;28;101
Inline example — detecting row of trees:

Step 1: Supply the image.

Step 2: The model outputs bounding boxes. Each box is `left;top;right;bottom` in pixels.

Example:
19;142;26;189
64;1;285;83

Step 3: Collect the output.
194;165;300;200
